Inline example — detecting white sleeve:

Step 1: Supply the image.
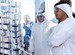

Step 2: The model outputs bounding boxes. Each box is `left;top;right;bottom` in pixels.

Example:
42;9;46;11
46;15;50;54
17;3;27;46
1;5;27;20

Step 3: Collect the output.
48;30;72;47
28;28;34;52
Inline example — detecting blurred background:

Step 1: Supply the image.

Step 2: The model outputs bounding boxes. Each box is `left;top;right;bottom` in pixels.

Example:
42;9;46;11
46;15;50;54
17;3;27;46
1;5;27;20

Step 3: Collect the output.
0;0;75;55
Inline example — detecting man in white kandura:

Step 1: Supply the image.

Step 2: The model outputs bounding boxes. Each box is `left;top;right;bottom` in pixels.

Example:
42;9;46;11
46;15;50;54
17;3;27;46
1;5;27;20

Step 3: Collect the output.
48;3;75;55
29;10;56;55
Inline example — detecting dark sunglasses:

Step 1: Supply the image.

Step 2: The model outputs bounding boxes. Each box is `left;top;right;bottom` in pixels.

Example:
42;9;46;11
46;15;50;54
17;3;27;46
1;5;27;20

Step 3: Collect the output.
37;15;43;18
54;8;59;12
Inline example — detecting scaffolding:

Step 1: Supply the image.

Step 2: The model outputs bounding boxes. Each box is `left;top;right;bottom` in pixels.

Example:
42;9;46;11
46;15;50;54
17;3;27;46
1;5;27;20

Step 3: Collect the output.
0;0;26;55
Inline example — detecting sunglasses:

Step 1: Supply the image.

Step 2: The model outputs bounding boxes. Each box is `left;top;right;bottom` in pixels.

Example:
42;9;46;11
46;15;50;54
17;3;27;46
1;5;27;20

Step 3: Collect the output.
54;7;59;12
37;15;43;18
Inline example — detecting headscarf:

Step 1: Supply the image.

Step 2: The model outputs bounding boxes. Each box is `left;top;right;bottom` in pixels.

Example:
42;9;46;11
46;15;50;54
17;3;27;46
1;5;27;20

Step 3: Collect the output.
36;10;49;23
36;9;46;18
55;4;74;19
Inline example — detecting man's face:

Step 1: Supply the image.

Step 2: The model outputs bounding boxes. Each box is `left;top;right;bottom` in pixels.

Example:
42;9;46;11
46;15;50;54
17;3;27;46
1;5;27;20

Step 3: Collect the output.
37;15;44;22
54;7;66;21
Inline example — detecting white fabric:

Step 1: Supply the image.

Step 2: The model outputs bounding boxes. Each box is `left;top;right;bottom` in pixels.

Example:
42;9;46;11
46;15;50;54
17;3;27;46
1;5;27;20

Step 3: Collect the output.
37;12;45;17
36;9;46;18
37;10;44;13
48;4;75;55
56;4;74;19
29;19;56;55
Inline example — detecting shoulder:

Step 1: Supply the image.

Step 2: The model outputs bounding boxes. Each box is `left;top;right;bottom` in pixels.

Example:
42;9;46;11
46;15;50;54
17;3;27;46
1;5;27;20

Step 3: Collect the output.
31;23;38;30
48;20;57;29
50;21;57;27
